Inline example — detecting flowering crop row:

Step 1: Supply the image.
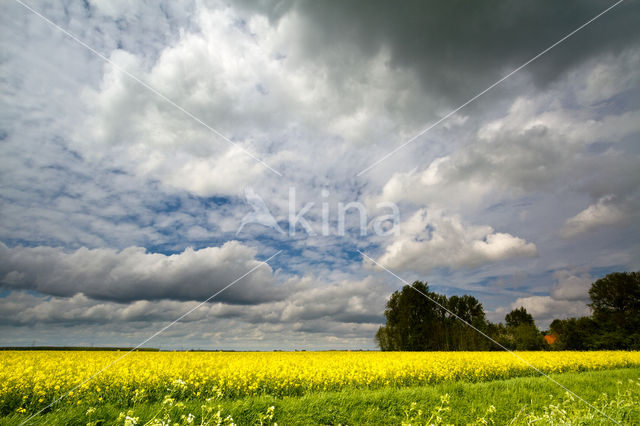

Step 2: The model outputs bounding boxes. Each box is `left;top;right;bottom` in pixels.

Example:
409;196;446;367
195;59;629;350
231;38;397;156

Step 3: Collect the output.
2;350;639;414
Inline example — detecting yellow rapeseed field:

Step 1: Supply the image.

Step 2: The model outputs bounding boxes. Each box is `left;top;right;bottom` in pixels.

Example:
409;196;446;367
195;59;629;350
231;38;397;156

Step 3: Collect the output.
1;350;639;414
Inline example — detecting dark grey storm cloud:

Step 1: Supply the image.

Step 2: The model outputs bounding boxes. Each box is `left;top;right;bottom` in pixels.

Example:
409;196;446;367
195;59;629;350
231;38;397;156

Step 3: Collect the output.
0;241;281;304
0;276;388;350
253;0;640;105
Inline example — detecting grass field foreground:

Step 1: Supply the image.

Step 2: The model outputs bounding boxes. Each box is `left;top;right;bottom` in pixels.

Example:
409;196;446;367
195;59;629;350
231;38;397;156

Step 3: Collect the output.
1;367;639;425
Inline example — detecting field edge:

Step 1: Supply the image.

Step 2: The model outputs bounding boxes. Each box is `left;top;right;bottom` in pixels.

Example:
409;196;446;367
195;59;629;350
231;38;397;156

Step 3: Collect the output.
4;366;639;425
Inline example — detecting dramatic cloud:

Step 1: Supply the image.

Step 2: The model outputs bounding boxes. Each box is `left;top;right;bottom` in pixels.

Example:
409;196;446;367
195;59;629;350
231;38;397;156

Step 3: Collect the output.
77;3;430;197
376;52;640;211
374;209;537;274
491;268;596;329
0;0;638;349
0;276;387;326
0;241;279;304
282;0;640;107
0;276;388;350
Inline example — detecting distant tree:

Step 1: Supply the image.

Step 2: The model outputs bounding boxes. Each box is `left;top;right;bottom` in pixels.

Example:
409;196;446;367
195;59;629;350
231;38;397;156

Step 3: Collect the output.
375;271;640;351
588;272;640;349
448;295;486;325
589;272;640;315
377;281;438;351
505;307;535;328
375;326;392;351
549;317;598;350
375;281;493;351
512;324;544;350
502;307;543;350
447;295;490;350
485;322;507;350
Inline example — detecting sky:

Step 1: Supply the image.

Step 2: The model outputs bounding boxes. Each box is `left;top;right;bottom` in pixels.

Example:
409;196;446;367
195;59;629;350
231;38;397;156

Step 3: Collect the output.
0;0;639;350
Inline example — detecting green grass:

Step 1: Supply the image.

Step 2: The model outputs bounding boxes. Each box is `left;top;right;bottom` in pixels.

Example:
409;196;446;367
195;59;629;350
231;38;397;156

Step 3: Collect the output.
4;367;639;425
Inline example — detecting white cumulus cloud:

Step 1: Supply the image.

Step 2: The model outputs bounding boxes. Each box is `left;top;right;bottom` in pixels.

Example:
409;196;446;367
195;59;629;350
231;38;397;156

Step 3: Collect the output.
374;209;537;274
561;196;627;238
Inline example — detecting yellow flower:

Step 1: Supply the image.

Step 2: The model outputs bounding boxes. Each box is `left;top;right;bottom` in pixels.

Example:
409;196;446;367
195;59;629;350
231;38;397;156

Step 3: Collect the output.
1;349;639;408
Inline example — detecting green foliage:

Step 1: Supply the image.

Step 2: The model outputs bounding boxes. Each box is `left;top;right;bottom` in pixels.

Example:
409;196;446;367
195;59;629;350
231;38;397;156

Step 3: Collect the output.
496;307;544;351
588;271;640;349
376;282;491;351
548;271;640;350
510;324;544;350
514;378;640;424
6;368;639;425
505;307;535;328
589;272;640;316
447;295;489;351
405;375;640;425
376;283;548;351
402;394;456;426
549;317;598;350
379;281;440;351
378;271;640;351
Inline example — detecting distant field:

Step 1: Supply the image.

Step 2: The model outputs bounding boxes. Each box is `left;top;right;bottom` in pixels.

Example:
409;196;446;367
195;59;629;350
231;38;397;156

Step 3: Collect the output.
2;351;640;424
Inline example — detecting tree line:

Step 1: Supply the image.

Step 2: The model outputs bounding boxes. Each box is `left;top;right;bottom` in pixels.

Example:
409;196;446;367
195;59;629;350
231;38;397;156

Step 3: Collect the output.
375;272;639;351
